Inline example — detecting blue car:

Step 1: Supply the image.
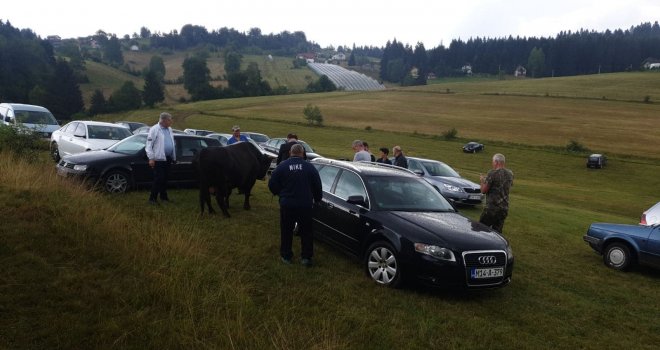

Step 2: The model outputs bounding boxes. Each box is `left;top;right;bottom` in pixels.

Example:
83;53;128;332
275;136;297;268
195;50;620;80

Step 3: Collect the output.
583;208;660;271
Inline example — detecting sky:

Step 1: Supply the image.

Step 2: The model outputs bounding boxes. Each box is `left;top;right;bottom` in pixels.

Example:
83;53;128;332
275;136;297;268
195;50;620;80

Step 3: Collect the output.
3;0;659;49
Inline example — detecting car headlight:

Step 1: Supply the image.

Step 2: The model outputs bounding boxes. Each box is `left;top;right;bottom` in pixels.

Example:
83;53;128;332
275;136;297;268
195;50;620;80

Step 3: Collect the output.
442;183;463;192
414;243;456;262
73;164;87;171
506;245;514;260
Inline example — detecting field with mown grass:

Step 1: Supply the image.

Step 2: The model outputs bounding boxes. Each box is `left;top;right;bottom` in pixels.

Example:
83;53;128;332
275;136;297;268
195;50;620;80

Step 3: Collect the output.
3;73;660;349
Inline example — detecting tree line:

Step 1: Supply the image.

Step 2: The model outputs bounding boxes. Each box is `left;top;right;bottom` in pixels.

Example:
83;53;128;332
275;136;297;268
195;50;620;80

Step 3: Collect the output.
380;21;660;85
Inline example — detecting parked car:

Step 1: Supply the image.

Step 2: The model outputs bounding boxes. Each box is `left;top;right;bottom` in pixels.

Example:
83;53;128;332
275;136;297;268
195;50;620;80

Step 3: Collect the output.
243;132;270;145
406;157;483;205
0;103;60;139
262;137;321;171
133;126;185;135
50;121;133;162
184;128;214;136
55;134;220;193
586;154;607;168
463;142;484;153
206;133;232;146
583;201;660;271
115;121;148;132
310;158;513;289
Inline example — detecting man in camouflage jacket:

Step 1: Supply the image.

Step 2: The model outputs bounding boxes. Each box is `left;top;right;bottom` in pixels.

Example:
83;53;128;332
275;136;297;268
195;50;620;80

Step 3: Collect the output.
479;153;514;233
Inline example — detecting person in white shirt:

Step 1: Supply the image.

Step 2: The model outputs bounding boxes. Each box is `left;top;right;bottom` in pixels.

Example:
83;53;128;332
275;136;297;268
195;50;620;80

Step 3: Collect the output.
146;112;176;204
352;140;371;162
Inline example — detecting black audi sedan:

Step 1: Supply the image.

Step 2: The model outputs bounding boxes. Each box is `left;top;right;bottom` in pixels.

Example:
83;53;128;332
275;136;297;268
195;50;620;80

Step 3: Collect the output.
311;158;513;289
56;133;220;193
463;141;484;153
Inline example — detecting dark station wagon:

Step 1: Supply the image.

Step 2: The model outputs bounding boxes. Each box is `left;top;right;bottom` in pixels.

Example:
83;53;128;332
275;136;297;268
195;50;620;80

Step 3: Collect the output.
311;158;513;289
56;133;220;193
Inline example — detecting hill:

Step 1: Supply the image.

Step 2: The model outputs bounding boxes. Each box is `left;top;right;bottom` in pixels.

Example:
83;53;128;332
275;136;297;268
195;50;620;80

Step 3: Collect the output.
79;51;316;107
158;71;660;159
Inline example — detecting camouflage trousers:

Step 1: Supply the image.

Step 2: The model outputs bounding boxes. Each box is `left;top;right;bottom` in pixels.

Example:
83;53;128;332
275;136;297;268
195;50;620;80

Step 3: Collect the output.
479;208;508;233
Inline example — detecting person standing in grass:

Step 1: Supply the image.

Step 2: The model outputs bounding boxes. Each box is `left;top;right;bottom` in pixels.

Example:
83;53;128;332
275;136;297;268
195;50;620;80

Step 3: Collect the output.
376;147;392;164
362;141;376;162
352;140;371;162
392;145;408;168
268;144;322;267
146;112;176;205
227;125;248;145
479;153;514;233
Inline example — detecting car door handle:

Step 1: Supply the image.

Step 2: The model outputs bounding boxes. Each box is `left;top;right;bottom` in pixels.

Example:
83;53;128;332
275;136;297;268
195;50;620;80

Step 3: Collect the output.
327;203;334;209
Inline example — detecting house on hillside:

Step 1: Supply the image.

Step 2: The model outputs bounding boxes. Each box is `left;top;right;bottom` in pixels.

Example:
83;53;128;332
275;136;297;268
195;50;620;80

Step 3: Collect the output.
47;35;62;48
461;64;473;76
331;53;346;61
642;57;660;69
130;45;139;51
514;65;527;77
297;52;317;63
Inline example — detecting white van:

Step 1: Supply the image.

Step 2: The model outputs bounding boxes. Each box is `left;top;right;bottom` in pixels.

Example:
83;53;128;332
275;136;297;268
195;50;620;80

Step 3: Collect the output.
0;103;60;138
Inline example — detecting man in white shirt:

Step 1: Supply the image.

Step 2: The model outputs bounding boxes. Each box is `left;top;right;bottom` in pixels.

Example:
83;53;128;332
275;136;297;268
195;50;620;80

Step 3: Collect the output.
146;112;176;204
352;140;371;162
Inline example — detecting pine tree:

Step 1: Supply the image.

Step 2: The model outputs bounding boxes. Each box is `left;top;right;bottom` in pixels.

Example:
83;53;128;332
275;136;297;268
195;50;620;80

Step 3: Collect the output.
142;70;164;107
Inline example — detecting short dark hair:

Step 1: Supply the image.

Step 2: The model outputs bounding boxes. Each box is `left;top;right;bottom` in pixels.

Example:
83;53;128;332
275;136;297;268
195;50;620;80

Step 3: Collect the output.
379;147;389;154
287;133;298;139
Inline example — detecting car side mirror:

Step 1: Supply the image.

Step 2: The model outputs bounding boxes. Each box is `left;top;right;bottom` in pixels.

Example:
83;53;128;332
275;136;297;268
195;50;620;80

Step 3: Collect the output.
414;170;424;176
347;195;367;207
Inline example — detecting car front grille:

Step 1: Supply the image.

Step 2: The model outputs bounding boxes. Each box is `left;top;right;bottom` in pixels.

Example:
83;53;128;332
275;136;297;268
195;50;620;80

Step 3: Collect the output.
462;250;508;287
464;187;481;194
58;160;75;169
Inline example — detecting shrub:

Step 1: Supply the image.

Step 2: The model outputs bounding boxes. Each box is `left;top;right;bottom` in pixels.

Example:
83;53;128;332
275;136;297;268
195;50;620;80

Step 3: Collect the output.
365;126;372;131
303;104;324;126
643;95;651;103
441;127;458;140
566;139;591;153
0;125;45;162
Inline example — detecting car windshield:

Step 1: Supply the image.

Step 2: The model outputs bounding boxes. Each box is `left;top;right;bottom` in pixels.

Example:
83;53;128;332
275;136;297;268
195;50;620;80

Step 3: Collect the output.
15;110;58;125
365;176;455;211
248;133;268;143
421;161;460;177
87;125;132;140
299;141;314;153
107;134;147;154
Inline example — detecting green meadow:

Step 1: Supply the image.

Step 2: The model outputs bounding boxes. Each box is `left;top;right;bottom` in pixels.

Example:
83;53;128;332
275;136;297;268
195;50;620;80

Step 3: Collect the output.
2;72;659;349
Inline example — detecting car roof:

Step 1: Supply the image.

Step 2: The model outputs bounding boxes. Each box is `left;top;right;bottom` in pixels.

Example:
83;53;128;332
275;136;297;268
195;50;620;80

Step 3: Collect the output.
70;120;128;127
406;156;449;165
312;158;418;178
0;103;50;112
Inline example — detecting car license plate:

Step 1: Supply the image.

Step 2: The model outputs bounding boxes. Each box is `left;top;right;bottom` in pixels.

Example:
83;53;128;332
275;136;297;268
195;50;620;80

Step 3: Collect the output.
469;194;482;200
471;267;504;279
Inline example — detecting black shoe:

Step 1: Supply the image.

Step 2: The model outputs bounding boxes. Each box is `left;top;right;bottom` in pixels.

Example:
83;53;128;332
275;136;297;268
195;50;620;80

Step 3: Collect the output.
301;258;313;267
148;199;158;205
162;198;173;203
281;256;292;264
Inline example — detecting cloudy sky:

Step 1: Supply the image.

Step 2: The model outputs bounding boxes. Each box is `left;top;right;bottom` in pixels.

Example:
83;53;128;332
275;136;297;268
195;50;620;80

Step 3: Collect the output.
3;0;659;48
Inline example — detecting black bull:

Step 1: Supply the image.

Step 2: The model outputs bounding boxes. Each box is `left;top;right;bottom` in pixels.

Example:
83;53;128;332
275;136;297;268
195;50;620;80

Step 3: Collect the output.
194;142;273;217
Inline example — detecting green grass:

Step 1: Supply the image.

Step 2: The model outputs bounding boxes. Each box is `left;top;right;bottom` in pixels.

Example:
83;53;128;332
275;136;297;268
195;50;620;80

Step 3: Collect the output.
4;74;660;348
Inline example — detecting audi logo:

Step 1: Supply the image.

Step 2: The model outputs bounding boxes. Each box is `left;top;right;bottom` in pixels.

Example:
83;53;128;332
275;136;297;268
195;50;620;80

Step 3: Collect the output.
478;256;497;265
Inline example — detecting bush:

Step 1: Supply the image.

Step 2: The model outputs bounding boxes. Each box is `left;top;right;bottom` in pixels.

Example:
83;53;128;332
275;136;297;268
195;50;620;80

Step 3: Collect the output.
303;104;324;126
441;127;458;140
0;125;46;162
566;140;591;153
643;95;651;103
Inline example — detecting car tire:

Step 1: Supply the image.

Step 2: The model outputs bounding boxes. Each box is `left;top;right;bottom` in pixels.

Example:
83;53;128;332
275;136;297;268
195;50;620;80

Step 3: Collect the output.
365;241;403;288
102;170;131;194
50;142;60;162
603;242;633;271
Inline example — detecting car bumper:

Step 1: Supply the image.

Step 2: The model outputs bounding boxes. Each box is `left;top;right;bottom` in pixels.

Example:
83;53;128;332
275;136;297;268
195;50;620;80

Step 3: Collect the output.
443;192;483;205
409;253;513;289
583;235;603;252
56;164;98;183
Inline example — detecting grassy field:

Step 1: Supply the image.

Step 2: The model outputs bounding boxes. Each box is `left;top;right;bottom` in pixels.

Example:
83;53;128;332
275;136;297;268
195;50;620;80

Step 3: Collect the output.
2;73;660;349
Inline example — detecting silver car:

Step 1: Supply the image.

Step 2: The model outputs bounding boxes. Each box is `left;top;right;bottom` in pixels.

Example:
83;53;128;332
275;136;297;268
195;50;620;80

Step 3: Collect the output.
406;157;483;205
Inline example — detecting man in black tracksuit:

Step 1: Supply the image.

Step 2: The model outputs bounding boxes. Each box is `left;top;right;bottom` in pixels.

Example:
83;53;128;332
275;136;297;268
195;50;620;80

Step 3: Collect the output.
268;144;322;267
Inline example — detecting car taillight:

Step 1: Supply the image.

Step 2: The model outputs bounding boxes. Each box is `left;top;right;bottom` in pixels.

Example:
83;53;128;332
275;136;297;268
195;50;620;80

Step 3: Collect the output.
640;214;647;225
